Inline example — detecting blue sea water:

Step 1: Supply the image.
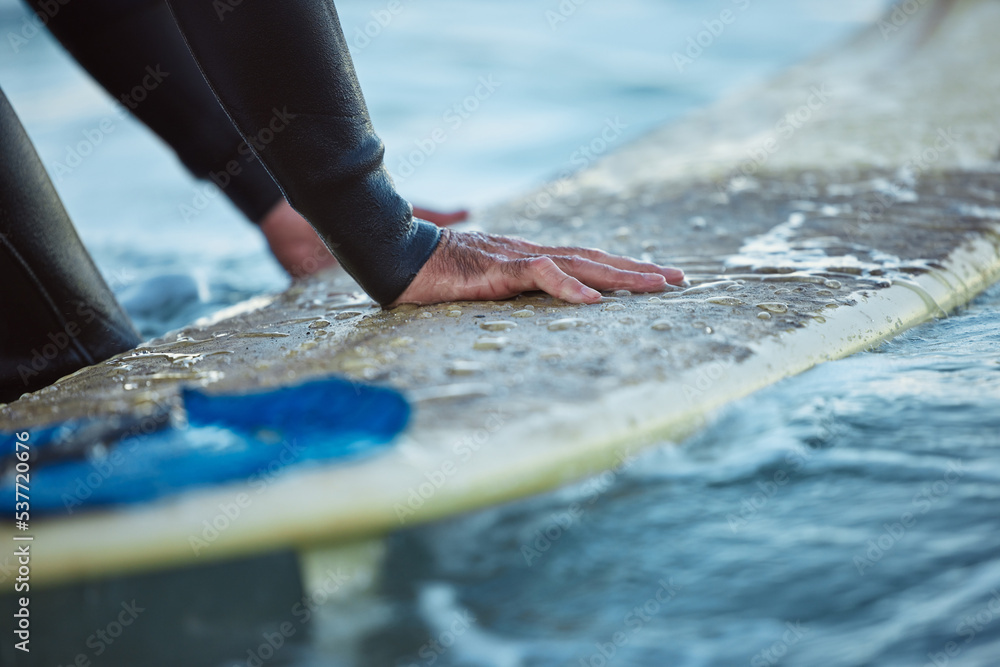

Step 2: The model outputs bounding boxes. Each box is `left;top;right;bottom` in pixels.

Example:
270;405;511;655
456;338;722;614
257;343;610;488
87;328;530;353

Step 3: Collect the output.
357;279;1000;667
4;1;1000;665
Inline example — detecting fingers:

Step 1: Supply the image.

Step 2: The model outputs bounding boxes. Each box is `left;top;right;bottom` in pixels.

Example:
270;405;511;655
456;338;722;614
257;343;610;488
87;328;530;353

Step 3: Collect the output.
394;228;685;307
500;256;601;304
549;256;667;293
497;237;685;285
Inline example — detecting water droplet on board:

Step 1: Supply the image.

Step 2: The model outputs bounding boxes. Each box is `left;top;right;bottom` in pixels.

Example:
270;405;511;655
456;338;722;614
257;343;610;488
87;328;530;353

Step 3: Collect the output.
334;311;363;320
604;303;626;312
511;309;535;318
539;348;564;360
474;336;509;350
647;297;662;303
613;290;632;297
409;382;494;403
479;320;517;332
757;302;789;314
758;311;772;320
650;320;673;331
389;336;414;347
815;289;834;297
681;280;739;295
773;288;792;295
447;360;484;376
548;318;585;331
523;304;535;310
446;309;462;318
419;311;434;319
705;296;744;306
341;357;376;372
824;279;842;289
234;332;290;338
725;285;743;292
308;320;331;329
812;315;827;323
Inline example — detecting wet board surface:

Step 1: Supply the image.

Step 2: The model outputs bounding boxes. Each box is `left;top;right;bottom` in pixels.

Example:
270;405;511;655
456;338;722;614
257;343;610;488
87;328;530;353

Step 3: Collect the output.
2;0;1000;587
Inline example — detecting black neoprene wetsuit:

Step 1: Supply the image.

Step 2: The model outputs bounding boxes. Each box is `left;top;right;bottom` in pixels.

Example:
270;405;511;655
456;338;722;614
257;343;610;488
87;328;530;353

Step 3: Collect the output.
21;0;285;224
0;0;441;403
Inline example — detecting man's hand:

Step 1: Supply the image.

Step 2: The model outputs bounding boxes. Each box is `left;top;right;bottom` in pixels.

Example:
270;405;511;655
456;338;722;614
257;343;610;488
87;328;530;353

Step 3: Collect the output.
392;228;685;306
260;199;337;278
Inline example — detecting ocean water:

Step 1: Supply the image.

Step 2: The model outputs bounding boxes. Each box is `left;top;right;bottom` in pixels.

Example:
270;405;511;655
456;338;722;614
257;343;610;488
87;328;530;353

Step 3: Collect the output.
4;1;1000;666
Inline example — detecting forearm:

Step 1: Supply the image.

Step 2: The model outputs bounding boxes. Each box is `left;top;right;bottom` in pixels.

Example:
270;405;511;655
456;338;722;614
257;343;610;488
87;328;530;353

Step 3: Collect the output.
166;0;440;305
24;0;283;223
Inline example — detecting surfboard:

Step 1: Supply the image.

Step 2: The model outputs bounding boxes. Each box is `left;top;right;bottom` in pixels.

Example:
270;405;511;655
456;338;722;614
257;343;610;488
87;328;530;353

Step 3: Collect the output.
2;0;1000;590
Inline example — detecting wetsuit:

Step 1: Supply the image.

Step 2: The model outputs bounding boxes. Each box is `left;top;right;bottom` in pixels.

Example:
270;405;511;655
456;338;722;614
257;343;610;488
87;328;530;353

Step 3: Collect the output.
20;0;282;224
0;1;440;403
0;89;142;403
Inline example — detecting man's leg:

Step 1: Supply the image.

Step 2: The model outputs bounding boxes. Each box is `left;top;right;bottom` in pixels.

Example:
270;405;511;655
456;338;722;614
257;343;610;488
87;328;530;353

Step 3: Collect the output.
0;89;140;404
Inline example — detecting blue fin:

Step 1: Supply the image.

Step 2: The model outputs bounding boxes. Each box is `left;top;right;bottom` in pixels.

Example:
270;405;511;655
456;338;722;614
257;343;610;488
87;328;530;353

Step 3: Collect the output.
2;378;409;514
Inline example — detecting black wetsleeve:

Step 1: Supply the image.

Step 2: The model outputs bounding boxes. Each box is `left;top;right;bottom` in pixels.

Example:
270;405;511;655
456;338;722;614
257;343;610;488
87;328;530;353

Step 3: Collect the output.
165;0;441;306
0;88;140;403
22;0;283;224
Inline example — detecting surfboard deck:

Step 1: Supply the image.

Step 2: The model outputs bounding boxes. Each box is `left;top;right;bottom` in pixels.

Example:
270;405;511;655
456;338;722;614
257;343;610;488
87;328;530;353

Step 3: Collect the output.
3;0;1000;588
